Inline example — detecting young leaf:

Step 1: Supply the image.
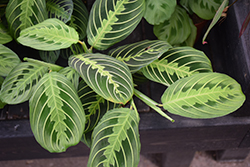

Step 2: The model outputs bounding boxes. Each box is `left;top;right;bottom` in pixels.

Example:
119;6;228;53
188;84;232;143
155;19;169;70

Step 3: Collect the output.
0;23;13;44
144;0;176;25
17;18;79;51
141;47;213;86
153;5;192;45
0;62;48;104
87;0;145;50
68;0;89;40
46;0;73;23
5;0;47;39
59;66;80;90
109;40;172;73
202;0;229;43
188;0;225;20
39;50;60;64
0;44;21;76
69;53;134;104
87;108;140;167
161;73;246;119
29;72;85;153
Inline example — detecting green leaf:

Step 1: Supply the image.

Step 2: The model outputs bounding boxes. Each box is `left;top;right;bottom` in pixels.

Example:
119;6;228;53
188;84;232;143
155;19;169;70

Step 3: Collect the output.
188;0;224;20
180;17;197;47
202;0;228;42
69;53;134;104
0;76;6;109
142;47;213;86
5;0;47;39
86;0;145;50
68;0;88;40
39;50;60;64
144;0;176;25
0;62;48;104
109;40;172;73
17;18;79;51
87;108;140;167
60;43;84;60
78;80;121;132
0;23;13;44
59;66;80;90
46;0;73;23
161;73;246;119
0;44;21;76
29;72;85;153
154;5;192;45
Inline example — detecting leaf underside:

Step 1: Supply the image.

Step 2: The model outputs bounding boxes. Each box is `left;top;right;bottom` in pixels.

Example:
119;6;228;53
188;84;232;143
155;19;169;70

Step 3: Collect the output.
109;40;172;73
29;72;85;153
161;72;246;118
141;47;213;86
87;0;145;50
69;53;134;104
87;108;140;167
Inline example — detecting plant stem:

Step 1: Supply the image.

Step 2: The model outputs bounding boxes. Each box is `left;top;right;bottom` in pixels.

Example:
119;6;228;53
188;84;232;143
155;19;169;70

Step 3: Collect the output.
228;0;239;8
23;57;63;72
78;41;91;53
134;89;174;122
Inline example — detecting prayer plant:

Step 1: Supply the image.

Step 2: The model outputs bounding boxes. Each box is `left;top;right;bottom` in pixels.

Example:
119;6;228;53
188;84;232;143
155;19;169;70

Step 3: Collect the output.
0;0;246;167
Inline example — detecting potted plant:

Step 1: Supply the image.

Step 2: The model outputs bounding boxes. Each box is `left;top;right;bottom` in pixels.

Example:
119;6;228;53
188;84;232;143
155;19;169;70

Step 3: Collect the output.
0;0;246;166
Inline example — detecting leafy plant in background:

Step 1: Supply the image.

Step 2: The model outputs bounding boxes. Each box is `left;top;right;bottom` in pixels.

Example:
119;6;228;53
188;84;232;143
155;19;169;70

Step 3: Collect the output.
0;0;246;167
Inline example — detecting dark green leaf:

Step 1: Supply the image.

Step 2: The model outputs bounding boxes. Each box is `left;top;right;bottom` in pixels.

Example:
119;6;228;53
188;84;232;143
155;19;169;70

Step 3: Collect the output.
69;53;134;104
0;23;12;44
87;0;145;50
87;108;140;167
109;40;172;73
59;66;80;89
141;47;213;86
5;0;47;39
39;50;60;64
29;72;85;153
46;0;73;23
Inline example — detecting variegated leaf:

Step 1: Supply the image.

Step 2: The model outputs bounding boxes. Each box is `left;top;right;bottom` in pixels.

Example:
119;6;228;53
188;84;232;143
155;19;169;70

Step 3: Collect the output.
0;62;48;104
69;53;134;104
68;0;88;40
0;44;21;76
29;72;85;153
59;66;80;89
39;50;60;64
0;23;13;44
141;47;213;86
144;0;176;25
87;0;145;50
0;76;6;109
162;73;246;118
78;80;121;147
5;0;47;39
109;40;172;73
87;108;140;167
180;18;197;47
17;18;79;51
46;0;73;23
188;0;224;20
60;43;84;60
153;5;192;45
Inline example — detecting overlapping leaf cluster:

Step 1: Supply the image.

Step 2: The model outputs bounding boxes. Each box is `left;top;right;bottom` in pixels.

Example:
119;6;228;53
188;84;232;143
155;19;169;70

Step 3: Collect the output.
0;0;246;167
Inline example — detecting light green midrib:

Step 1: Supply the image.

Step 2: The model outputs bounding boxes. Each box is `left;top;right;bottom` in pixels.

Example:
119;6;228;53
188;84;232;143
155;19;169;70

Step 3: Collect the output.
91;1;125;48
105;114;131;166
165;89;238;105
